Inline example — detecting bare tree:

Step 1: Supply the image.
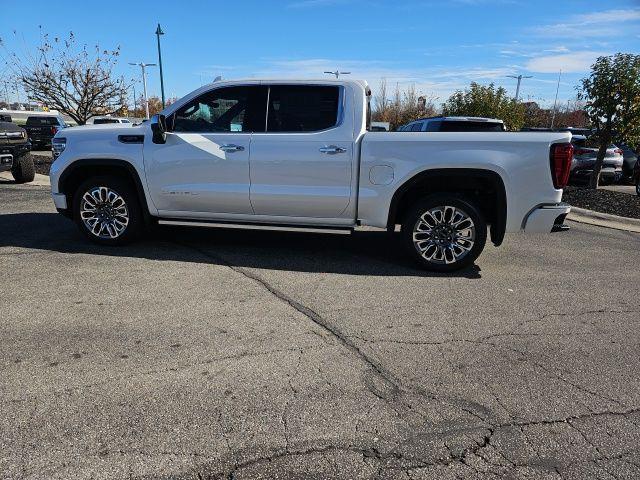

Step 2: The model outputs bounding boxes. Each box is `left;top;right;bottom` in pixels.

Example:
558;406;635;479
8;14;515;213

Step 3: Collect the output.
372;79;437;130
1;30;128;125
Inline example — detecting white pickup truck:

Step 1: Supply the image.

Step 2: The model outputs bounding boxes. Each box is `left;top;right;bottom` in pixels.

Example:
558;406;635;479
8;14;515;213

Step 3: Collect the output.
50;79;573;271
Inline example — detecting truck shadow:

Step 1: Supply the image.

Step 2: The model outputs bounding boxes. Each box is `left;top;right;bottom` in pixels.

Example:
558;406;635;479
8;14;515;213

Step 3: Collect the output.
0;212;482;279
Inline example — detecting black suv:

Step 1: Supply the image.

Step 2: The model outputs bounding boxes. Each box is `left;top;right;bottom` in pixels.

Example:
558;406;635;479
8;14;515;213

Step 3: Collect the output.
0;121;34;183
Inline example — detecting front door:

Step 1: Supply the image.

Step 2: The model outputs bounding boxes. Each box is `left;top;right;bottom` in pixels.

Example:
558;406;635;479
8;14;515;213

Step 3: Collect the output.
144;85;267;216
249;85;353;218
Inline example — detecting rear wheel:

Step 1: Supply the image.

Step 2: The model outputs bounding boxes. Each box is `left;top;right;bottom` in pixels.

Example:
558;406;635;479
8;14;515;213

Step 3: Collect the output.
401;195;487;272
73;176;142;245
11;155;35;183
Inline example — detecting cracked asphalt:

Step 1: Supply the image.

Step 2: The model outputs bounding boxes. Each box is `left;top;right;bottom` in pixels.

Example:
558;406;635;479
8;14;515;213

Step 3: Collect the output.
1;182;640;480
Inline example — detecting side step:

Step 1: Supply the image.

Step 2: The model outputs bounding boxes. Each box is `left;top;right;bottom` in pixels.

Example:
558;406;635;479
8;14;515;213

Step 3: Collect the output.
157;219;353;235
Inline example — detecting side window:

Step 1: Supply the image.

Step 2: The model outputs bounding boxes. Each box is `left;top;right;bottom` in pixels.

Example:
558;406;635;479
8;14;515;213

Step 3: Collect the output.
424;120;441;132
410;122;423;132
267;85;340;132
172;86;266;133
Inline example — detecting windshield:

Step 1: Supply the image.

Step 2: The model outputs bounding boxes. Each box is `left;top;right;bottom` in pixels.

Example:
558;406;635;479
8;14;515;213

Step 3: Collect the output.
93;118;119;124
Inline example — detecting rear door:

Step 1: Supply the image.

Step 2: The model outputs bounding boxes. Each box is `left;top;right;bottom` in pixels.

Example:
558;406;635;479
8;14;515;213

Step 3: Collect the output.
249;84;353;218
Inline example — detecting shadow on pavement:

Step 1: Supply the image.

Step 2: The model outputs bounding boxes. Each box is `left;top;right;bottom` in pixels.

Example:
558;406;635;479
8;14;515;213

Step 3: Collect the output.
0;212;482;279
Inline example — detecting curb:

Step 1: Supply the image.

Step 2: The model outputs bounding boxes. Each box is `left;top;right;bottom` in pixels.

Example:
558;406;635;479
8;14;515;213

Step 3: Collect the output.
567;206;640;233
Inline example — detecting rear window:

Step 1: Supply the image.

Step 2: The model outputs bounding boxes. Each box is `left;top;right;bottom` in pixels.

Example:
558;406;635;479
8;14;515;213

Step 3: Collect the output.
93;118;120;124
267;85;340;132
439;121;505;132
26;116;60;126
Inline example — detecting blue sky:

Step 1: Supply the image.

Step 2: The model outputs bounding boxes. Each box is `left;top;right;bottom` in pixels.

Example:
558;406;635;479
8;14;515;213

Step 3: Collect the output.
2;0;640;107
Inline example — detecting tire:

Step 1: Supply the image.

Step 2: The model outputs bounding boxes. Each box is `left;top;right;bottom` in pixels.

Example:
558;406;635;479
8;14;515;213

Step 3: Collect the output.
636;178;640;197
72;175;142;245
401;194;487;272
10;155;35;184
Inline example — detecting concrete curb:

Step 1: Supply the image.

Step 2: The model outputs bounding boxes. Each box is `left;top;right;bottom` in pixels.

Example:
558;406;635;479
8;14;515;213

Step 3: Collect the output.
568;206;640;233
0;171;51;187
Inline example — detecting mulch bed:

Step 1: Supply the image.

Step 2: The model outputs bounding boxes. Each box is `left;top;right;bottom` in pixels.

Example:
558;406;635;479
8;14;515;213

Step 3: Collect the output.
563;186;640;219
30;153;53;176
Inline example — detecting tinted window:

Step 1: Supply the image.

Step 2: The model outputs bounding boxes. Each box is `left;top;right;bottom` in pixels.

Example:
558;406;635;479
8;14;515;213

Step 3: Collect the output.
172;86;267;133
410;123;423;132
425;120;442;132
93;118;119;124
267;85;340;132
571;137;586;148
439;121;505;132
26;116;60;126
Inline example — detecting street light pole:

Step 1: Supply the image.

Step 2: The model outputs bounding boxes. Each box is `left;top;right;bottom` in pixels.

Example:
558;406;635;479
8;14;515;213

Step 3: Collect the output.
507;74;533;101
129;62;157;119
155;24;166;108
550;70;562;129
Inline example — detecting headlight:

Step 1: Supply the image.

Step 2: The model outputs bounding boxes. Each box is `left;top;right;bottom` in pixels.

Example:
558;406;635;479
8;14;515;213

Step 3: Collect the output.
52;137;66;159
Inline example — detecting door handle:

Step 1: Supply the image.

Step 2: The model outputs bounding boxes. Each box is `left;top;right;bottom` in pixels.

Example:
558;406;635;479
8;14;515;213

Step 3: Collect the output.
319;145;347;154
220;144;245;152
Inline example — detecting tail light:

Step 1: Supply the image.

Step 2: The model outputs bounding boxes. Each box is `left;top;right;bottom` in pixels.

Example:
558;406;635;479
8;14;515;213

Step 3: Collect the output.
614;148;623;155
575;148;591;156
550;143;573;189
51;126;58;135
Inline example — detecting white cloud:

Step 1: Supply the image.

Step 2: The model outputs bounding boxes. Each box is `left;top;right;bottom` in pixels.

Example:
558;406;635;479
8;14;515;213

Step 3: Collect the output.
534;8;640;37
525;51;605;73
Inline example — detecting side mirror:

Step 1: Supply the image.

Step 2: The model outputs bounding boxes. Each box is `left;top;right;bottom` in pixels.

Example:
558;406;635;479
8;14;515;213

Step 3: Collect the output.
150;114;167;144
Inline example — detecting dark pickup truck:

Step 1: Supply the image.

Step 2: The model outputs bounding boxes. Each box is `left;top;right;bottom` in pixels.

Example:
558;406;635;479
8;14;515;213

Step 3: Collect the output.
0;121;34;183
24;115;68;149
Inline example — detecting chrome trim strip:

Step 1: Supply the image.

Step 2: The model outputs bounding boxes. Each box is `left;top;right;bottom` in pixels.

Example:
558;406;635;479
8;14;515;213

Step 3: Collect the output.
520;202;571;230
158;219;352;235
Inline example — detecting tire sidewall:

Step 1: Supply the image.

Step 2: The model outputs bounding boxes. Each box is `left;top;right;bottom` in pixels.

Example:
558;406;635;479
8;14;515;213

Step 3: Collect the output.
11;155;35;184
401;194;487;272
73;176;141;245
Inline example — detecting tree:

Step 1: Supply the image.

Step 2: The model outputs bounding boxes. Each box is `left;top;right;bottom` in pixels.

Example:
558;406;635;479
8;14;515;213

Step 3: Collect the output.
372;79;437;130
129;95;176;119
1;30;128;125
578;53;640;188
442;82;525;131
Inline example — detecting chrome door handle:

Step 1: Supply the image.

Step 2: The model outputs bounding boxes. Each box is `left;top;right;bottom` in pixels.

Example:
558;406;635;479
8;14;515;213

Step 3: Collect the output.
319;145;346;154
220;144;245;152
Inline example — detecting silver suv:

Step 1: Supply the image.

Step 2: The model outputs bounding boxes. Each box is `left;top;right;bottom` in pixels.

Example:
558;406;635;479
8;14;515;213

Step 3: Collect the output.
398;116;506;132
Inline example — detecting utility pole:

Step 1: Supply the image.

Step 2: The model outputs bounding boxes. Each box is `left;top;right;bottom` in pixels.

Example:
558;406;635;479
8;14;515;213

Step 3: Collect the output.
507;74;533;101
324;70;351;79
129;62;157;119
550;70;562;129
155;24;166;108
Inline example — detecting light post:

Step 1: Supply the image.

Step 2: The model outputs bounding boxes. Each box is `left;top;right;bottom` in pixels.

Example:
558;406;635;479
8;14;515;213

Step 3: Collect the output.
155;24;166;108
129;62;157;119
323;70;351;79
550;70;562;129
507;74;533;101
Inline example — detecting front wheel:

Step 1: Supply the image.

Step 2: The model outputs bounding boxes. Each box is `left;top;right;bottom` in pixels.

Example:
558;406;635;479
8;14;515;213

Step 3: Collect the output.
401;195;487;272
11;155;35;183
73;176;142;245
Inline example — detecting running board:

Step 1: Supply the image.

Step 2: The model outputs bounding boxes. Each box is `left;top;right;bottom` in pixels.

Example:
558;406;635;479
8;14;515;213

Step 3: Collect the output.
157;219;353;235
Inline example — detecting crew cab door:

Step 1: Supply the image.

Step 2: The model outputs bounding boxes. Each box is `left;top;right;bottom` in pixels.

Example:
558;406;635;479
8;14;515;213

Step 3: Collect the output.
249;84;353;218
143;85;267;216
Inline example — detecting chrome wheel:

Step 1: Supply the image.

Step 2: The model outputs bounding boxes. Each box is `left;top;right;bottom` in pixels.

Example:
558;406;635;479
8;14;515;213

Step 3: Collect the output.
80;186;129;239
412;205;476;264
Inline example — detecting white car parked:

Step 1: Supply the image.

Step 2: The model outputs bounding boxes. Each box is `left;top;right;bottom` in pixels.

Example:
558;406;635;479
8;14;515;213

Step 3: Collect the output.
50;79;573;271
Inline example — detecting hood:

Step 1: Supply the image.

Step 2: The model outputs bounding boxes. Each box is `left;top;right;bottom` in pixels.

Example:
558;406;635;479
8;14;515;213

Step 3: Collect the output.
57;123;146;139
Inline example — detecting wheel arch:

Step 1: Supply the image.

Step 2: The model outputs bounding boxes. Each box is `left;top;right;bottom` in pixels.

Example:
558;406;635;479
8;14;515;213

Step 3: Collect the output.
58;159;153;223
387;168;507;246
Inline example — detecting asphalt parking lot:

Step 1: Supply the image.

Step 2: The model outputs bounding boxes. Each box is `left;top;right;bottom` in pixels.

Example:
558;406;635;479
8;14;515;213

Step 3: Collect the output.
1;182;640;480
